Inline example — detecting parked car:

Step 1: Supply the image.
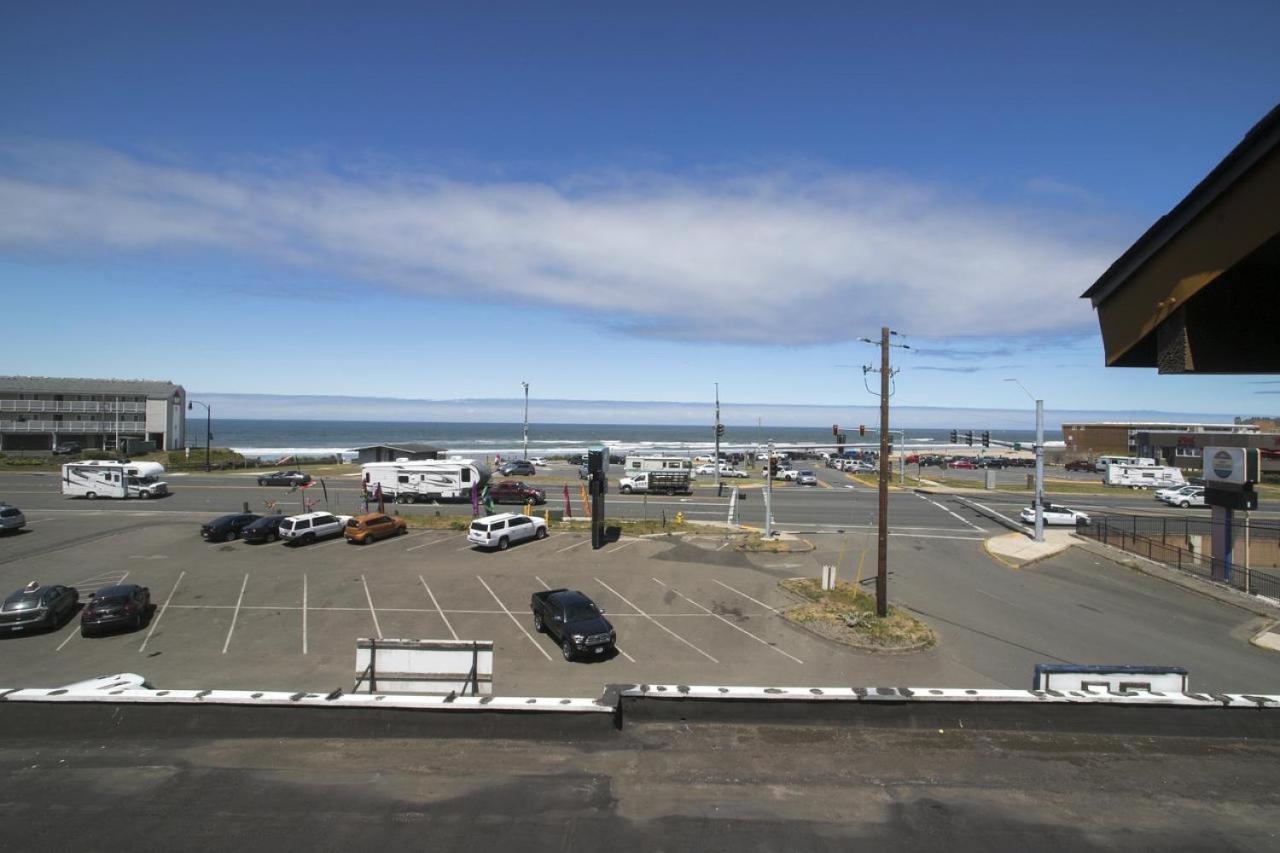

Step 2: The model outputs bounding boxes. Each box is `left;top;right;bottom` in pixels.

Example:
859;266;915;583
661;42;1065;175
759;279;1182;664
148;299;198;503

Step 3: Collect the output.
467;512;548;550
796;470;818;486
489;480;546;505
530;588;616;661
1020;504;1090;526
1154;484;1199;503
51;441;82;455
200;513;261;542
1064;460;1095;472
498;460;536;477
241;514;289;544
257;471;312;486
0;581;78;633
948;459;976;469
765;467;801;481
345;513;408;544
0;503;26;533
80;584;150;636
721;468;749;478
1162;487;1206;509
528;457;548;466
279;512;351;545
578;464;590;480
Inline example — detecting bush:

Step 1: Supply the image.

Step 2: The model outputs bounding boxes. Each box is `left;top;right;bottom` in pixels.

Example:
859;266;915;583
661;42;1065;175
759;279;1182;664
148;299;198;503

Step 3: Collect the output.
80;449;116;461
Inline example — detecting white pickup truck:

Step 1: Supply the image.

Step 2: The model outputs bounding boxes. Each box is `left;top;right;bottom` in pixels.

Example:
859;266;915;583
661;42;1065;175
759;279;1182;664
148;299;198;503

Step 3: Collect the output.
618;471;692;495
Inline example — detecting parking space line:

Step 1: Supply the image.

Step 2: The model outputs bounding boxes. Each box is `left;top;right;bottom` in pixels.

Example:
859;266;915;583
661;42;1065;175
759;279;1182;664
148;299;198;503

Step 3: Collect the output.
456;542;475;551
604;539;639;554
222;574;249;654
712;579;780;614
535;576;635;662
715;541;730;551
139;570;185;653
420;576;458;641
476;575;552;661
361;574;383;639
406;537;453;552
594;578;718;663
652;577;803;665
555;538;591;554
400;530;438;540
302;574;307;655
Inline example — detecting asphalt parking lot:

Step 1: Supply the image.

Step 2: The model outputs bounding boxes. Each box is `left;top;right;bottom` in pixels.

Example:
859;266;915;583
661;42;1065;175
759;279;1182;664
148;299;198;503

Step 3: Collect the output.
3;480;1278;696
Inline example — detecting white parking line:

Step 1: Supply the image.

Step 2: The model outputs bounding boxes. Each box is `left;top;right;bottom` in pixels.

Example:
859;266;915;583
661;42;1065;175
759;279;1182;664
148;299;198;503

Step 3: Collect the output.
420;575;458;641
302;574;308;655
604;539;639;554
361;574;383;639
916;492;985;532
712;579;780;614
715;541;730;551
594;577;718;663
400;529;438;540
889;532;985;541
406;537;453;552
534;576;636;663
477;575;552;661
222;573;249;654
652;577;802;665
139;570;185;653
555;538;592;554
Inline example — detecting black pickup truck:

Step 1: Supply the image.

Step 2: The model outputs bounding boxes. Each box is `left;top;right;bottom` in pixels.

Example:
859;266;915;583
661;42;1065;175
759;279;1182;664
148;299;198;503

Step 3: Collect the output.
530;588;616;661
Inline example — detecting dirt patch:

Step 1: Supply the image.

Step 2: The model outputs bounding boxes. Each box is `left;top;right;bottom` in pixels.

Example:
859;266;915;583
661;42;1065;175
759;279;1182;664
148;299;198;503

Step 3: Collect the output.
780;579;936;652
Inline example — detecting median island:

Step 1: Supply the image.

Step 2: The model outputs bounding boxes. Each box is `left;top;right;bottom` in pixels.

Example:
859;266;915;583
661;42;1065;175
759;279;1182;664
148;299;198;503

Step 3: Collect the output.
781;578;936;652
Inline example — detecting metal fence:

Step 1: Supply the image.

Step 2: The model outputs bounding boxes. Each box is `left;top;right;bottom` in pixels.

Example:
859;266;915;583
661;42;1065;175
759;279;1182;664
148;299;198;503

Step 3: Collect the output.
1079;514;1280;601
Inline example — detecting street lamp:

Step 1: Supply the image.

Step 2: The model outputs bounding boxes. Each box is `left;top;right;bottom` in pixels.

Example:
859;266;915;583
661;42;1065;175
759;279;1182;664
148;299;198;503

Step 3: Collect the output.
188;399;211;472
1004;378;1044;543
521;382;529;461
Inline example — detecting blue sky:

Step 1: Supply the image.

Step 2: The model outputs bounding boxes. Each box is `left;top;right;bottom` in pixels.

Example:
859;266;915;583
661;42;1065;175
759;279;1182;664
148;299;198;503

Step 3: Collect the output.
2;2;1278;421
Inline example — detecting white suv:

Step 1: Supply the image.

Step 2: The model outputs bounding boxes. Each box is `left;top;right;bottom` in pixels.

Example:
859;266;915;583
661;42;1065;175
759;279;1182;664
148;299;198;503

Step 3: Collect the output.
279;512;351;545
1163;488;1205;509
0;504;25;532
467;513;548;550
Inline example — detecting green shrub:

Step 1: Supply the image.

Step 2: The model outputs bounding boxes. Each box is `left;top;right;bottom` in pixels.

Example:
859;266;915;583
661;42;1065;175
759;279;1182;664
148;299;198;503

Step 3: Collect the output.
80;449;116;461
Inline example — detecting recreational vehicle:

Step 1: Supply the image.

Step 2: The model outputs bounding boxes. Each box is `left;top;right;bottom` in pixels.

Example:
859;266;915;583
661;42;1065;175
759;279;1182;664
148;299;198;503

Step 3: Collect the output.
623;456;694;474
361;460;491;504
61;461;170;499
1094;455;1157;473
1103;464;1186;489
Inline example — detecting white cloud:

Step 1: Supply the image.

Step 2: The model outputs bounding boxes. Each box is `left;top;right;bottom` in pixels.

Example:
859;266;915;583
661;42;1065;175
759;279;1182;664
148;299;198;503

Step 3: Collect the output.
0;143;1118;342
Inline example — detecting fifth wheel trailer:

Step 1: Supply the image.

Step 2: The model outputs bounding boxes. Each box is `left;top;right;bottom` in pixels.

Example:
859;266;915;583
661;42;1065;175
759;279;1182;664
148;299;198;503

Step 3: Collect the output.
361;460;491;503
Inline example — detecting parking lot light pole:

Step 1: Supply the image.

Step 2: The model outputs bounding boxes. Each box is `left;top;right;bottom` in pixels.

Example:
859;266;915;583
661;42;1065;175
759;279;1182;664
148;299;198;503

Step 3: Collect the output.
188;399;211;472
1005;379;1043;542
521;382;529;460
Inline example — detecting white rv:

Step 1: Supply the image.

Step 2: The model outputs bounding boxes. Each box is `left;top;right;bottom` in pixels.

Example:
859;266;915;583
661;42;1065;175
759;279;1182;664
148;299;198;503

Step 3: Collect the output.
61;461;170;499
361;460;491;504
623;456;694;474
1104;464;1186;489
1094;455;1157;473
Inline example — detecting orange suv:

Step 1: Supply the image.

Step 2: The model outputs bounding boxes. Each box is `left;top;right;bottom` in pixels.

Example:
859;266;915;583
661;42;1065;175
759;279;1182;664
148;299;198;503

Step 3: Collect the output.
345;513;408;545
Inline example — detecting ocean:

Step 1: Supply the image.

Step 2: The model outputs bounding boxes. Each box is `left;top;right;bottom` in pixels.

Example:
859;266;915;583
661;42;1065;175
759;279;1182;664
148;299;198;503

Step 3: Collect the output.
205;419;1059;461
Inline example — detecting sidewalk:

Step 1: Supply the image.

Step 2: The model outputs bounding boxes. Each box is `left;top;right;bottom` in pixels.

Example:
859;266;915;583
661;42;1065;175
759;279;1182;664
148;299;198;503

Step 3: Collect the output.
983;529;1076;568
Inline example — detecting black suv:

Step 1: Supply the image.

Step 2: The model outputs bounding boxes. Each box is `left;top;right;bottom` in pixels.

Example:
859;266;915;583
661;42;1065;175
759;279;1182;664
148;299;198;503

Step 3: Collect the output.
489;480;546;505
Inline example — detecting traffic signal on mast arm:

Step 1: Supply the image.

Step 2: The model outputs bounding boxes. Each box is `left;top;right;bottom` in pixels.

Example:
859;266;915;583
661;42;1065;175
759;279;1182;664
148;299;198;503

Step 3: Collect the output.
859;424;866;437
966;430;974;446
950;430;958;444
982;431;990;448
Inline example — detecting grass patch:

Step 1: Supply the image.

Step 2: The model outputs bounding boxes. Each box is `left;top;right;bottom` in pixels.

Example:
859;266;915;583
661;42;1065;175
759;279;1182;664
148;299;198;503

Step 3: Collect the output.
738;533;813;553
780;578;936;651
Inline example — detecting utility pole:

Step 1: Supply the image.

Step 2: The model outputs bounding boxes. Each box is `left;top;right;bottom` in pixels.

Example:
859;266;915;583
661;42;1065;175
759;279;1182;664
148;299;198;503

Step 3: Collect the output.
764;438;775;538
860;327;909;618
1005;379;1044;543
713;382;721;494
521;381;529;460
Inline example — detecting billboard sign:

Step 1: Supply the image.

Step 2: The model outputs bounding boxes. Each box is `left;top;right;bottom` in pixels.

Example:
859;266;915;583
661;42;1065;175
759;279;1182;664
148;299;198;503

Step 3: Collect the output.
1203;447;1259;486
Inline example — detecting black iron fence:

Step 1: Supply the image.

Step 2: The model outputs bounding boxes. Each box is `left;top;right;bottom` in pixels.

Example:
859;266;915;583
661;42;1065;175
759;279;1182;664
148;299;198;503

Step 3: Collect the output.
1079;514;1280;601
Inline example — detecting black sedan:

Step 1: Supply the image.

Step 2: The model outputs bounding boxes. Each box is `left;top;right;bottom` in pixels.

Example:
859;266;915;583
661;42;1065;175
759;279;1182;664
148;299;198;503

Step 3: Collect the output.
80;584;151;636
0;582;79;634
241;514;288;544
257;471;312;486
201;513;261;542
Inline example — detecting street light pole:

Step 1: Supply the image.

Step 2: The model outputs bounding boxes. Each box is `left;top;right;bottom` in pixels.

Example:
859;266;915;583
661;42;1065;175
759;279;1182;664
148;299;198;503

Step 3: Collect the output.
521;382;529;460
1005;379;1044;543
714;382;721;494
188;399;211;472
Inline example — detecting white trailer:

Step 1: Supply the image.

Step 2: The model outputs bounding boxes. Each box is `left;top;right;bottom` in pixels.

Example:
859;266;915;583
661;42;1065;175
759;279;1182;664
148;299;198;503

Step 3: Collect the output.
61;461;170;499
361;460;490;504
623;456;693;474
1104;464;1186;489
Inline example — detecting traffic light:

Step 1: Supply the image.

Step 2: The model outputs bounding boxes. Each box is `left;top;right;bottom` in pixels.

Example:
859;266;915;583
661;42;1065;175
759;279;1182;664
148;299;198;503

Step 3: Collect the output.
832;424;839;437
965;430;974;446
769;458;778;477
859;424;866;437
715;423;725;437
982;431;990;448
950;430;958;444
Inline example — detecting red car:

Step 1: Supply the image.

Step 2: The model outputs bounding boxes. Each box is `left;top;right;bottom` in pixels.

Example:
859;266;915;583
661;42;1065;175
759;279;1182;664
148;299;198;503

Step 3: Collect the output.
947;459;976;469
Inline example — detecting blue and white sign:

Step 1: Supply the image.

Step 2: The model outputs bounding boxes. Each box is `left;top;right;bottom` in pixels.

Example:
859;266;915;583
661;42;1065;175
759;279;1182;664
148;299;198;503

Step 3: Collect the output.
1203;446;1257;486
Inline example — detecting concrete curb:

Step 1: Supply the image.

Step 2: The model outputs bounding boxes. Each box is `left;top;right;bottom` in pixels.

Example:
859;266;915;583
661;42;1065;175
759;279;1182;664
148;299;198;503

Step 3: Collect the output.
1249;622;1280;653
